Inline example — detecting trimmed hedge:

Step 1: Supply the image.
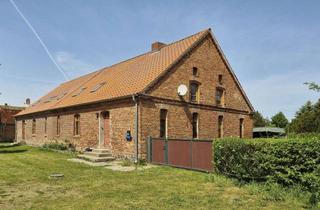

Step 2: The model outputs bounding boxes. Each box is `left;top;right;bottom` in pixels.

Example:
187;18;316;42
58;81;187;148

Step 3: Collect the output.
214;138;320;193
42;143;68;151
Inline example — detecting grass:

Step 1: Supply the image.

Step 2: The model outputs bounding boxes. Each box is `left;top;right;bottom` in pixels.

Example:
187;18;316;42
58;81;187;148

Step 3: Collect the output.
0;144;317;210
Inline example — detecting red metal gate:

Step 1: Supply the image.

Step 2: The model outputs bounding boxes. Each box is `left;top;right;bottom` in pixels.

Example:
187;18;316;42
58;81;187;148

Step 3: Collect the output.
147;137;213;172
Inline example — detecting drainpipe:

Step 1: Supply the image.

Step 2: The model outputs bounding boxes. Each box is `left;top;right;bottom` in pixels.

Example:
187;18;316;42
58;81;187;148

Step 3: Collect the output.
132;94;139;163
98;112;101;149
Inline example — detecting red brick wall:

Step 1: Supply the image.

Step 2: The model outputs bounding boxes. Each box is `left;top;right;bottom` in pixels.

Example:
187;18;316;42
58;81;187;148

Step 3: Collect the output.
0;107;23;141
148;36;252;112
138;35;253;158
16;100;137;158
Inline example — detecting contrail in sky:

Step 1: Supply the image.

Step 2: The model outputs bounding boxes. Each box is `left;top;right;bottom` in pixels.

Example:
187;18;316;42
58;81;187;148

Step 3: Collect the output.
9;0;69;81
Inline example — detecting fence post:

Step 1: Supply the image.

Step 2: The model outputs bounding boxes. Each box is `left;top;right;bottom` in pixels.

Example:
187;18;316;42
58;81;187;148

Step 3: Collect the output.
190;138;193;170
165;138;168;164
147;136;152;162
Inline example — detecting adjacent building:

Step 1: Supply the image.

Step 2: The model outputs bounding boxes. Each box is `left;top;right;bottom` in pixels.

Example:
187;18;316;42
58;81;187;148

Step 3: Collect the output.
0;104;25;142
15;29;254;159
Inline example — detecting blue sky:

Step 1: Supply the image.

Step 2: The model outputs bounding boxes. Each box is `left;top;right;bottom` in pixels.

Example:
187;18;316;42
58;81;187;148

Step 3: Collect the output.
0;0;319;120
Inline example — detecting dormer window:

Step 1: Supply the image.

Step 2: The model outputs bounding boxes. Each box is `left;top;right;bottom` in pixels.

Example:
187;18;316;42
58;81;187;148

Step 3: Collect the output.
218;74;223;85
192;67;198;76
90;82;106;93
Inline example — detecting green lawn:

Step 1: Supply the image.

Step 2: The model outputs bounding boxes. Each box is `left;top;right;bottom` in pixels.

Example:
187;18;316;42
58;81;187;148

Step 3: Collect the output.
0;144;315;210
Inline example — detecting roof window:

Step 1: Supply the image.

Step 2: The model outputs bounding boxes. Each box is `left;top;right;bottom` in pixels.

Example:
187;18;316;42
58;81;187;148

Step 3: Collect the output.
57;92;68;100
43;96;57;103
72;87;87;97
90;82;106;93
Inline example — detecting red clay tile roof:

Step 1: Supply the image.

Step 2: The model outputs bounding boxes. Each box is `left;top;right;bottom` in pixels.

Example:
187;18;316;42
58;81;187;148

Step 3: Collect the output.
17;29;209;116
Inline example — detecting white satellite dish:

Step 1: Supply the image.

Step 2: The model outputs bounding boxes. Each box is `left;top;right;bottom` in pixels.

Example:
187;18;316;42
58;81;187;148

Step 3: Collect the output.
177;84;188;96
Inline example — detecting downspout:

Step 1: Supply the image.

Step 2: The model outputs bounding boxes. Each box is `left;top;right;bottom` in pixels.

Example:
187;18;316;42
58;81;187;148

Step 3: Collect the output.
132;94;139;163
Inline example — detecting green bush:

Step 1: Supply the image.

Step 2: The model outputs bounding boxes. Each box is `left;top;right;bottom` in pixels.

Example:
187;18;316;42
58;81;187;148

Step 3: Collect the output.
42;143;68;151
214;137;320;193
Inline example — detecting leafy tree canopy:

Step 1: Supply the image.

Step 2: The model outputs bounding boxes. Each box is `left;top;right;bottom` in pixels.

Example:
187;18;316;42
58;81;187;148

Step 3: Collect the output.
271;112;289;128
304;82;320;92
289;100;320;133
252;111;270;127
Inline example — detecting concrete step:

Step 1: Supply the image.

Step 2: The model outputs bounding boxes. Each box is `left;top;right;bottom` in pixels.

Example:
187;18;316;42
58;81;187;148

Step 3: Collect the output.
77;154;115;162
83;151;112;157
92;148;110;153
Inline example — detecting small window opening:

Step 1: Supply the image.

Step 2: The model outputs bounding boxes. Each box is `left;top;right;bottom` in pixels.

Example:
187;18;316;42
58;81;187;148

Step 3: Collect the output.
218;74;223;85
192;67;198;76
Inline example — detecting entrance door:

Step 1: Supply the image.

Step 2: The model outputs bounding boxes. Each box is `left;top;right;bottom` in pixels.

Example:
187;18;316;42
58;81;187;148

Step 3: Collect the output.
102;112;110;147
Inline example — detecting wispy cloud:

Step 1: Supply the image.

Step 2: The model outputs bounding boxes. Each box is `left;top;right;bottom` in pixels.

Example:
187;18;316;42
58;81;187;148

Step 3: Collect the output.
245;71;320;120
54;51;96;79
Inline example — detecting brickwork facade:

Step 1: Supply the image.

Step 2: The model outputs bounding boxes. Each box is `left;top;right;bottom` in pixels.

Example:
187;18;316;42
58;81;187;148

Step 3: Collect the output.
15;32;253;159
0;105;24;141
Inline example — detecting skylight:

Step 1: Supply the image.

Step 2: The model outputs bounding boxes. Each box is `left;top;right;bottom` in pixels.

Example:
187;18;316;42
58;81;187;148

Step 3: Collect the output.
72;87;87;97
57;92;68;100
90;82;106;93
43;96;57;103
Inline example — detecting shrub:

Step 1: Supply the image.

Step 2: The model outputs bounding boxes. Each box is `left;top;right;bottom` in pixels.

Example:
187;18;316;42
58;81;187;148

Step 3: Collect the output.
42;143;68;151
214;137;320;193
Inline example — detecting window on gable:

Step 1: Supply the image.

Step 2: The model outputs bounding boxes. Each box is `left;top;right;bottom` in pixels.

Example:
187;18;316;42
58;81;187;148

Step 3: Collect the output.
215;88;225;106
160;109;168;138
192;113;199;139
32;119;36;135
90;82;106;93
72;87;87;97
190;82;200;103
192;67;198;76
218;74;223;85
74;114;80;136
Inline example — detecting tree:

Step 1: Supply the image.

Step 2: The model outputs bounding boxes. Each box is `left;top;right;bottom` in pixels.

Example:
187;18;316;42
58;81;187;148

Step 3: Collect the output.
304;82;320;92
252;111;269;127
271;112;289;128
289;100;320;133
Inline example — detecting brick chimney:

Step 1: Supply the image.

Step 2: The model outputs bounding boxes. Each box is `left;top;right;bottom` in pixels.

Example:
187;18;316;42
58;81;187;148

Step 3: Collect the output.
151;41;166;51
25;98;31;106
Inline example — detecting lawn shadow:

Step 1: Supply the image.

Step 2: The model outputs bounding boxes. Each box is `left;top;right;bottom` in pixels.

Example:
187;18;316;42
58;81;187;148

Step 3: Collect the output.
0;149;27;154
0;145;19;149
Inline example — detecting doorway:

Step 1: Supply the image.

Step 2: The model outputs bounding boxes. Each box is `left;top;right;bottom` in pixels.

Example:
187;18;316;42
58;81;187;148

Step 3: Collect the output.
102;111;110;148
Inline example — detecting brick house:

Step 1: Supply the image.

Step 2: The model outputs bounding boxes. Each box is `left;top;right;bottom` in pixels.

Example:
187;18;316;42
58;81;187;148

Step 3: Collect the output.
0;104;25;141
15;29;254;159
